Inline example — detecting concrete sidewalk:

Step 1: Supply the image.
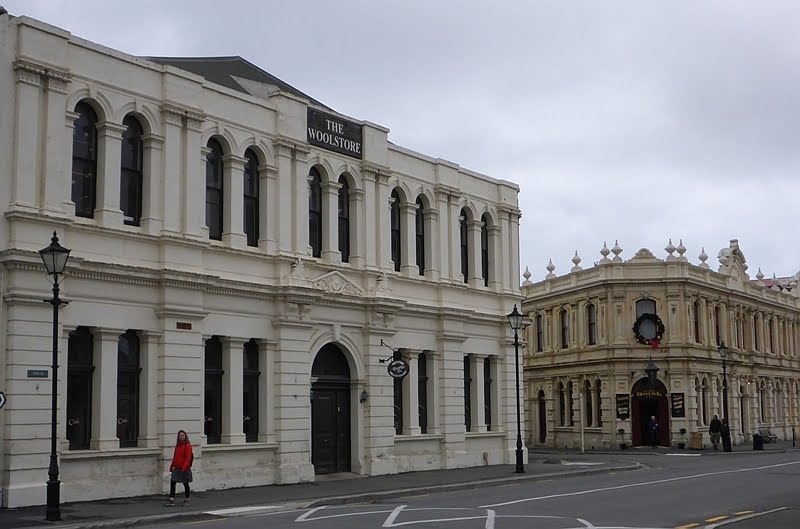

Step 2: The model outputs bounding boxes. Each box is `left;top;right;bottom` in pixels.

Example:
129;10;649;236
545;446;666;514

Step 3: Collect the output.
527;438;799;456
4;458;640;529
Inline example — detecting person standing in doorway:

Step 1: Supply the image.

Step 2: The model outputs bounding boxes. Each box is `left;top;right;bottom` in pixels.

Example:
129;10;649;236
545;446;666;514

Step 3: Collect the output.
648;416;660;448
709;415;722;451
166;430;193;507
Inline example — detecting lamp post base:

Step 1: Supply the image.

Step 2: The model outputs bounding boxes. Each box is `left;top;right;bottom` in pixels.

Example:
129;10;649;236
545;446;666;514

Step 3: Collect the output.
46;478;61;521
721;424;733;453
515;448;525;473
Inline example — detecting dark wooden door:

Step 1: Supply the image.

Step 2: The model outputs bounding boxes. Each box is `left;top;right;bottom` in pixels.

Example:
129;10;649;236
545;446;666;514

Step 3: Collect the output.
311;386;350;474
538;392;547;443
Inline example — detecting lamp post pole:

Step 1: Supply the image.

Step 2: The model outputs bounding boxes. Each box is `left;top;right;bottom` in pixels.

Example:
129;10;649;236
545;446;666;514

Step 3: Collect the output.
39;231;71;522
719;341;732;452
507;305;525;474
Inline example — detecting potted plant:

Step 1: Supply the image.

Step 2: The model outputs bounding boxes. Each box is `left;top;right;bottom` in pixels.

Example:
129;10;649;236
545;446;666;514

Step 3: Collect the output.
618;428;627;450
678;428;687;449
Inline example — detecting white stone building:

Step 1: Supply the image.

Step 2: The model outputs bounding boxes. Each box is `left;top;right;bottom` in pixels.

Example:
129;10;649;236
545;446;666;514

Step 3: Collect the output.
0;12;523;507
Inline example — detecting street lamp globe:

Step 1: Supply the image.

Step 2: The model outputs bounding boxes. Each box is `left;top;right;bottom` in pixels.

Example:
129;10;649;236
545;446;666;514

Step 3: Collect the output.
39;231;71;276
717;341;728;360
507;305;523;332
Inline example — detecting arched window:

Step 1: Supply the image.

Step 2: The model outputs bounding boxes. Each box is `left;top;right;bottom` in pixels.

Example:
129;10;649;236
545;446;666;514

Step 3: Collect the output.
67;327;94;450
117;330;140;447
480;214;489;286
338;176;350;262
535;314;544;352
759;383;766;422
120;115;143;226
769;318;775;354
560;309;569;349
308;168;322;257
567;381;574;426
584;380;593;427
72;102;98;218
459;208;469;283
205;139;224;240
702;377;709;425
558;382;566;426
595;379;602;427
390;190;401;271
754;314;761;351
243;149;259;247
714;306;722;346
693;301;701;343
415;197;425;275
636;298;657;317
587;303;597;345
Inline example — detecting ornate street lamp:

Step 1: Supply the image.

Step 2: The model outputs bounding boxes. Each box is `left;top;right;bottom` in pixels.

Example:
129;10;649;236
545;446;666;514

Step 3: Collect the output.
39;231;71;521
645;359;659;388
506;304;525;473
718;341;732;452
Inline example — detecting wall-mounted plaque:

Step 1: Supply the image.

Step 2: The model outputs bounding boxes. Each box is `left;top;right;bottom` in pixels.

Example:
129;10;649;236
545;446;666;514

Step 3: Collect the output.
616;393;630;420
671;392;685;417
27;369;49;378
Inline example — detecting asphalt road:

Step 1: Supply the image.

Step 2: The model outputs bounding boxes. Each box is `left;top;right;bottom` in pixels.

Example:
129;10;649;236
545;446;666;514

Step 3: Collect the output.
145;452;800;529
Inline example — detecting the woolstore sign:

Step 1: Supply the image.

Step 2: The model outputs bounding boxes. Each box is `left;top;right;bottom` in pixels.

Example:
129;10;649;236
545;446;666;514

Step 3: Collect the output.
307;107;363;159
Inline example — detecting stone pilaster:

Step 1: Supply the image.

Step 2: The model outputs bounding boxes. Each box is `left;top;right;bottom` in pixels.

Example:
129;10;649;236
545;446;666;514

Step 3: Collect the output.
96;122;126;227
321;180;342;262
91;329;124;450
221;337;246;444
222;154;247;248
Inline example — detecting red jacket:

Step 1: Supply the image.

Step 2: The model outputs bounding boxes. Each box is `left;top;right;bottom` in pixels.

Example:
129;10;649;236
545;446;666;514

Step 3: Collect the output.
170;441;193;472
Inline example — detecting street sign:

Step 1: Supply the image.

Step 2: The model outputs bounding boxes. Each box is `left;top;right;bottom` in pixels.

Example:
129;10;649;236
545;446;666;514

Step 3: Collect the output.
387;359;409;380
0;392;6;409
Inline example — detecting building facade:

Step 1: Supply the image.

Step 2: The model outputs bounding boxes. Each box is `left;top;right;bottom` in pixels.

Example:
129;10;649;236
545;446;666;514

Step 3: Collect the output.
521;240;800;450
0;13;523;507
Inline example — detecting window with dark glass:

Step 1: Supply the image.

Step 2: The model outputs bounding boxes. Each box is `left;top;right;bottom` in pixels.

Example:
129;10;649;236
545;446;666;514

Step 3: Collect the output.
67;327;94;450
714;306;722;346
567;381;574;426
243;340;260;442
693;301;701;343
117;330;140;448
393;377;404;435
636;298;657;317
415;197;425;275
464;356;472;431
309;168;322;257
418;352;428;434
535;314;544;352
480;214;489;287
390;190;401;271
205;139;224;240
595;380;602;427
120;115;143;226
584;380;593;427
204;337;223;444
754;315;760;351
558;382;566;426
460;209;469;283
587;303;597;345
338;176;350;262
72;102;98;218
243;149;259;247
484;357;492;431
769;318;775;353
560;309;569;349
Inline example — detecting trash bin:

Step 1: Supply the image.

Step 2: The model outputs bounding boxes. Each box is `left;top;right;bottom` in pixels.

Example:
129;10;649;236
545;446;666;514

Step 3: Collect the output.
753;433;764;451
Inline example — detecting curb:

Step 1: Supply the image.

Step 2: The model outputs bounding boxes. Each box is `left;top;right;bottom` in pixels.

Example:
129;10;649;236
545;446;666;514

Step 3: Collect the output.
16;462;642;529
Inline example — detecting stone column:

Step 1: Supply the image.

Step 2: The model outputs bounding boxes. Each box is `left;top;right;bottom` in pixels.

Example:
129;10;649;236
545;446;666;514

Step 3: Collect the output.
423;207;439;280
435;188;452;281
184;112;206;238
437;329;467;467
96;121;126;227
349;187;366;268
403;351;421;435
222;338;246;444
321;180;342;262
256;339;277;443
427;350;441;434
160;105;184;235
139;331;161;447
498;209;512;291
488;225;502;290
470;354;487;432
274;140;295;254
260;163;279;253
362;169;378;269
42;70;72;215
467;219;482;288
292;145;311;254
222;154;247;248
140;133;164;234
376;174;392;269
10;61;42;212
92;329;123;450
400;203;417;276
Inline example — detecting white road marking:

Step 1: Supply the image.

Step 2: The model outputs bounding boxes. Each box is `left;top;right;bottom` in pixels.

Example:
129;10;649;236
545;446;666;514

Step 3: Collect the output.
704;507;788;528
481;459;800;508
562;461;605;466
296;506;325;522
383;505;406;527
485;509;495;529
577;518;598;528
204;505;283;515
665;453;702;457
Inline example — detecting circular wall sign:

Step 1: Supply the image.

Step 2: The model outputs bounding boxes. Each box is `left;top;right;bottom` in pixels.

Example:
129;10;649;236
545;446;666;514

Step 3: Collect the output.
387;359;409;379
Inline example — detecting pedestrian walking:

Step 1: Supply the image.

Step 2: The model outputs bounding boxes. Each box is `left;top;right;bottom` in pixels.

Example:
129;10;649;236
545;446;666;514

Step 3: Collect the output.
648;416;659;448
166;429;193;507
709;415;722;451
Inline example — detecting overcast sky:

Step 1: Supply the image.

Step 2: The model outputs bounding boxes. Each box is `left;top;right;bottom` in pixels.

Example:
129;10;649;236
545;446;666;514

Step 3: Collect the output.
8;1;799;282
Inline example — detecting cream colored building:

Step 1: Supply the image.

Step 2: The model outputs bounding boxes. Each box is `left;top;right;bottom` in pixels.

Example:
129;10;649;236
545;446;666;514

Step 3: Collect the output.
521;239;800;450
0;12;524;507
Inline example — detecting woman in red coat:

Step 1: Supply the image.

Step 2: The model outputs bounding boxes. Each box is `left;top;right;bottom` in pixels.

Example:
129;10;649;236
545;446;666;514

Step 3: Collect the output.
166;430;193;506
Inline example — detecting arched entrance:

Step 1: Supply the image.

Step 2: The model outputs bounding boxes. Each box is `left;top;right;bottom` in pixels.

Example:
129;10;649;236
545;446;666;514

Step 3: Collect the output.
630;377;670;447
311;344;351;474
538;390;547;443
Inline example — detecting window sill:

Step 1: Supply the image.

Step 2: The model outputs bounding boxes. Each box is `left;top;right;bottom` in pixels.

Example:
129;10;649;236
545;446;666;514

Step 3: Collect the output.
394;433;444;441
465;430;506;438
61;447;161;461
202;442;278;453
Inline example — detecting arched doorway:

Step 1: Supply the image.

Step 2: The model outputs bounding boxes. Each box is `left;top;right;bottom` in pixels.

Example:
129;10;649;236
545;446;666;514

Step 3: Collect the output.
311;344;351;474
630;377;670;447
538;390;547;443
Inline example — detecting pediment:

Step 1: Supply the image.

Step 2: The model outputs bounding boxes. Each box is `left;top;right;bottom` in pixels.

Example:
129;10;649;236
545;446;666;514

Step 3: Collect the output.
310;271;363;297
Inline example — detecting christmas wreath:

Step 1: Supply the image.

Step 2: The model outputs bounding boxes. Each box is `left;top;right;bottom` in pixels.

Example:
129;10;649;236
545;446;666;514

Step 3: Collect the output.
633;313;665;348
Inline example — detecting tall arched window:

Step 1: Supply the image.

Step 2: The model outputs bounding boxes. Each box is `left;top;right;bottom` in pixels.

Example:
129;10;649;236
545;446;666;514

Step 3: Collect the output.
714;306;722;346
480;214;489;286
72;102;98;218
769;318;775;354
595;379;602;427
338;176;350;262
415;197;425;275
558;382;566;426
759;383;766;422
584;380;593;427
701;377;709;425
204;336;223;444
120;115;143;226
693;301;701;343
205;139;224;240
567;381;574;426
67;327;94;450
535;314;544;352
754;314;761;351
117;330;140;447
587;303;597;345
459;208;469;283
308;168;322;257
636;298;657;317
243;149;259;247
390;190;401;271
560;309;569;349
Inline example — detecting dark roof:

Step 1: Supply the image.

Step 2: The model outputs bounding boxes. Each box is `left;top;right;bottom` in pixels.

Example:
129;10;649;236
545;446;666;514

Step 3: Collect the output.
145;56;329;109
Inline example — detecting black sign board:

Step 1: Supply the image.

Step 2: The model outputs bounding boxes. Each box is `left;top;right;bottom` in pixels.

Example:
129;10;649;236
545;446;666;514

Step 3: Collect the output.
632;388;666;398
27;369;49;378
307;107;363;159
387;359;409;380
615;394;630;420
671;392;685;417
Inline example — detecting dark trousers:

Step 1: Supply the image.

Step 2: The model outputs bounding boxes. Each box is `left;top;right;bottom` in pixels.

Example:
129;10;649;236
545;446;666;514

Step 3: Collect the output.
170;481;191;499
650;431;658;447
